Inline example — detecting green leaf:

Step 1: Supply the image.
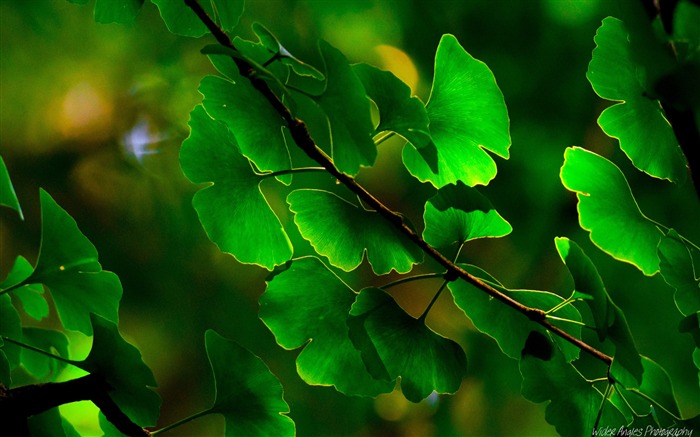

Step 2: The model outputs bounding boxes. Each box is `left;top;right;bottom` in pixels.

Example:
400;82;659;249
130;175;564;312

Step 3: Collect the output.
0;156;22;219
402;34;510;188
520;333;627;437
0;349;9;386
28;408;80;437
151;0;244;38
0;293;23;372
351;63;430;147
587;17;686;183
621;357;682;428
560;147;663;276
73;314;160;427
448;265;582;362
260;257;393;396
200;75;293;183
679;312;700;346
693;348;700;385
180;105;292;270
204;330;296;437
658;229;700;316
423;182;512;249
20;328;70;380
288;189;423;275
313;40;376;176
555;237;643;387
348;287;467;403
1;256;48;321
250;23;323;80
21;190;122;335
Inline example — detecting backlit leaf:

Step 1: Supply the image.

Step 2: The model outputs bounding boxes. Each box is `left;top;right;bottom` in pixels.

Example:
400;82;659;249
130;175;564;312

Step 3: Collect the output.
314;40;376;176
348;287;467;403
259;256;393;397
423;182;512;249
1;256;48;321
560;147;663;275
587;17;686;182
180;105;292;270
288;189;423;274
448;264;581;362
21;190;122;335
250;23;323;79
352;63;430;148
74;314;160;427
658;229;700;316
402;34;510;188
28;408;80;437
20;328;69;381
205;330;295;437
619;357;681;428
0;156;22;219
555;237;642;387
151;0;244;38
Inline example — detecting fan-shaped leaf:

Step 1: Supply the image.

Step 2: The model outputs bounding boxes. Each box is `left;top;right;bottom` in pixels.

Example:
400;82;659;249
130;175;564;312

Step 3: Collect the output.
352;63;430;148
622;357;681;428
20;328;69;380
658;229;700;316
180;105;292;270
259;256;393;397
288;189;423;274
587;17;686;182
21;190;122;335
423;182;512;249
250;23;323;79
313;40;376;176
348;287;467;403
151;0;244;38
204;330;295;437
1;256;48;321
402;34;510;188
555;237;642;387
73;314;160;427
560;147;663;275
0;156;22;219
448;264;581;362
520;333;627;437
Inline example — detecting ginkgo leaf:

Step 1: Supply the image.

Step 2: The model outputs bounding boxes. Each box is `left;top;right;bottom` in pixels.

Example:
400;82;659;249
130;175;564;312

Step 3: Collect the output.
423;182;512;249
73;314;160;427
679;312;700;346
204;330;296;437
352;63;430;148
314;40;376;176
288;189;423;275
20;328;69;380
658;229;700;316
28;408;80;437
448;264;582;362
587;17;686;183
251;23;323;79
520;333;627;437
1;256;48;321
620;357;682;428
21;190;122;335
0;294;22;371
200;74;293;183
402;34;510;188
151;0;244;38
555;237;642;388
259;256;393;397
560;147;663;276
180;105;292;270
348;287;467;403
0;156;22;219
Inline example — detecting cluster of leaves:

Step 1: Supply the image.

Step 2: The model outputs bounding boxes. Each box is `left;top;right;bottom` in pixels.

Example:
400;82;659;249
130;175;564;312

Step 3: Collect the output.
2;0;699;436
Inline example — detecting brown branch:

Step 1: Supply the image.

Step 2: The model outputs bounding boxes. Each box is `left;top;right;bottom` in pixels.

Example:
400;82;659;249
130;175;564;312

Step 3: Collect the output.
183;0;613;367
0;375;149;437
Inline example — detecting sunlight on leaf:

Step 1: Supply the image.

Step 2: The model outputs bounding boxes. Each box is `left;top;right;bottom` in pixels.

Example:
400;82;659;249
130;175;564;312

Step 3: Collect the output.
28;408;80;437
560;147;663;275
0;156;22;219
348;287;467;403
288;189;422;274
658;229;700;316
151;0;244;38
402;34;510;188
205;330;295;437
259;256;393;397
22;190;122;335
555;237;642;387
423;182;512;249
20;328;69;381
180;105;292;270
587;17;686;183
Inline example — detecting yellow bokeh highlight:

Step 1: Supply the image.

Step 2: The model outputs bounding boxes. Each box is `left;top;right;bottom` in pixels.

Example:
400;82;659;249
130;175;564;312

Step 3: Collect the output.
374;44;419;92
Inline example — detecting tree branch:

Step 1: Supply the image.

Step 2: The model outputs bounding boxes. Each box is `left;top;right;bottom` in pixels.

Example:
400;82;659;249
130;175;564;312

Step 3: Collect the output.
183;0;613;367
0;375;150;437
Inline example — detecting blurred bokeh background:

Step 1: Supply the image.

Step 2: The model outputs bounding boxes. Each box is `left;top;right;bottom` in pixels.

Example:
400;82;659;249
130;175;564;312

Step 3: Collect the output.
1;0;699;435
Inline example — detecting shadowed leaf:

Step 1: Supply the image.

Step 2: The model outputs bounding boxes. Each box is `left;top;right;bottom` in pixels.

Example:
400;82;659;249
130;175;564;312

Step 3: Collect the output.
0;156;22;219
1;256;47;321
151;0;244;38
658;229;700;316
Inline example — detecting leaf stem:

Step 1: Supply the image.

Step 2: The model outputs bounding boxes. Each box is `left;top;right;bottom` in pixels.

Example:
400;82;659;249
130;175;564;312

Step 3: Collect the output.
1;336;75;367
150;409;211;435
0;281;26;296
626;388;683;421
592;383;613;433
380;272;445;290
259;167;327;179
373;131;396;146
544;315;594;330
418;280;449;322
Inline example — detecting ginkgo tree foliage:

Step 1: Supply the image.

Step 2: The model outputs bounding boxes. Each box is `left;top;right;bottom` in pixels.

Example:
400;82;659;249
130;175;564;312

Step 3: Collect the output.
1;0;699;436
